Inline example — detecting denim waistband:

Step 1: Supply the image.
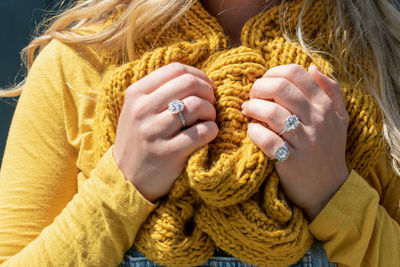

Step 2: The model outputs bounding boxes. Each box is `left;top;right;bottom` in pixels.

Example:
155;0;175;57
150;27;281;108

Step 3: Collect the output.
119;240;337;267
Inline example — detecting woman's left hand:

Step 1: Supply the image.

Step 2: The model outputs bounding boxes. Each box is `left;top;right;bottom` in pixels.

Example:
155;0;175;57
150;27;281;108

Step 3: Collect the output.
242;64;350;221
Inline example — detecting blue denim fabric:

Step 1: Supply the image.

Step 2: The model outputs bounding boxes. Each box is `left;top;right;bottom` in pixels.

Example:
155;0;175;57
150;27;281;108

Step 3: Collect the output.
119;241;336;267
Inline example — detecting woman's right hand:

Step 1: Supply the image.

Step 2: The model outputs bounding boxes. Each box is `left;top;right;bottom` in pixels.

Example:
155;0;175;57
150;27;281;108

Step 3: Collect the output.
113;63;218;202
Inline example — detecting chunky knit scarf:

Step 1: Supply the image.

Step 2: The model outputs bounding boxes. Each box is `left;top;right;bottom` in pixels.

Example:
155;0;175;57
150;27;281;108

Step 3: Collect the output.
94;0;384;266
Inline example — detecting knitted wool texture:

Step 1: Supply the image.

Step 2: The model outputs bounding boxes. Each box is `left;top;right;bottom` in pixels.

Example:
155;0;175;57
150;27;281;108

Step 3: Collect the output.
94;0;384;266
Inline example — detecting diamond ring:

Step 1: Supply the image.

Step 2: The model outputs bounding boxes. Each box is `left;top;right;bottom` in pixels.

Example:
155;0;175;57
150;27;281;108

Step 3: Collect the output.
274;141;290;162
279;114;300;136
168;99;186;128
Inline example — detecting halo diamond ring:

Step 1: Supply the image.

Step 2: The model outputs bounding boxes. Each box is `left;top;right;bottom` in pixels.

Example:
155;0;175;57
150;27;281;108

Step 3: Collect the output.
274;141;290;162
168;99;186;128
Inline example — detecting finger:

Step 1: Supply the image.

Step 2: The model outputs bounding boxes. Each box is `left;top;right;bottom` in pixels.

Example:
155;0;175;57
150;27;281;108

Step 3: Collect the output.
126;62;215;95
308;65;348;120
247;122;289;160
168;121;219;158
149;74;216;113
250;77;312;123
242;99;293;134
156;96;216;137
264;64;330;104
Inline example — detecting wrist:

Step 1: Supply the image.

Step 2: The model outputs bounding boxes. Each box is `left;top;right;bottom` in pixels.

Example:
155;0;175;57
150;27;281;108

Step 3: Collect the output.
112;146;159;203
304;199;330;221
305;167;350;221
132;181;160;203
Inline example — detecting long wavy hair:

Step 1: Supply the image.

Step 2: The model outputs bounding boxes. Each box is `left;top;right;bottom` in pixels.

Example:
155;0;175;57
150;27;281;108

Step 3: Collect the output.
1;0;400;176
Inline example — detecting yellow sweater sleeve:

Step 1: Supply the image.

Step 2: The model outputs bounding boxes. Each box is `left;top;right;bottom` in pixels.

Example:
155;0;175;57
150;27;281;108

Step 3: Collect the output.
309;154;400;267
0;40;156;266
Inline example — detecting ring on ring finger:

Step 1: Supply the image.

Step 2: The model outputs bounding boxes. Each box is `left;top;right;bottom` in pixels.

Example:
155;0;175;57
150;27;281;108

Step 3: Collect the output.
279;114;300;136
274;141;290;162
160;96;216;137
168;99;186;128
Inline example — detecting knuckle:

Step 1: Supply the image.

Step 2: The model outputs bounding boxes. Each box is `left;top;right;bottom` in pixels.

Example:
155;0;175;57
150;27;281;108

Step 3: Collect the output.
125;84;140;99
157;145;172;158
187;96;203;112
260;134;274;153
275;78;290;94
129;99;148;119
196;122;217;142
148;146;166;159
197;71;209;84
269;103;284;118
287;64;305;76
180;73;199;89
161;141;177;157
149;140;171;158
130;97;149;119
139;123;158;142
196;124;211;140
167;62;187;76
321;99;334;113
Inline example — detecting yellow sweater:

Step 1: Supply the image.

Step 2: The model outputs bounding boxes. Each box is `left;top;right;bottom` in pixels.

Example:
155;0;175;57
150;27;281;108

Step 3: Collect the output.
1;1;400;267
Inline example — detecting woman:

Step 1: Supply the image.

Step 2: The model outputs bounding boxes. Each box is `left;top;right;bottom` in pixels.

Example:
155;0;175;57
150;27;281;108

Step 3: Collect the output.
0;0;399;266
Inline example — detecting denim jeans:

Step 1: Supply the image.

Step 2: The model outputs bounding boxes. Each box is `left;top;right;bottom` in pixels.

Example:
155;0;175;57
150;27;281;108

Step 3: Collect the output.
119;240;336;267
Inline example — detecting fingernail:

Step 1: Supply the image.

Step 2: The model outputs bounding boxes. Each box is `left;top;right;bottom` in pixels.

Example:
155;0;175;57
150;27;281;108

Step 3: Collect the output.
241;102;247;109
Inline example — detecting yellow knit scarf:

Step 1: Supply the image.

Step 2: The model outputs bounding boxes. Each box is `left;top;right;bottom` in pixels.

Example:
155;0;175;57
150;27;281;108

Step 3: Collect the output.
94;1;384;266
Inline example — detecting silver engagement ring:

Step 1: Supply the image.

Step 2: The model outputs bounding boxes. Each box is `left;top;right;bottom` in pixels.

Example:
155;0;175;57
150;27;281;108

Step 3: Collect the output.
168;99;186;128
274;141;290;162
279;114;300;135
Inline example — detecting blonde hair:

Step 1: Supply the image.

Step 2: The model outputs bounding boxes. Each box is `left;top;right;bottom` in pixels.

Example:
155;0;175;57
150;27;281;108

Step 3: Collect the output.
1;0;400;176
